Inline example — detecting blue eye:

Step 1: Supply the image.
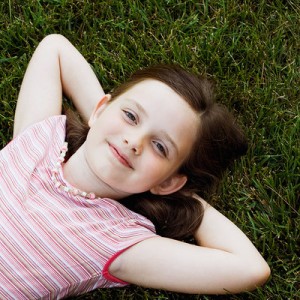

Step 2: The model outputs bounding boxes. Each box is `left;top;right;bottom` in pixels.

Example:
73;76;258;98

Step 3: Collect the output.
123;110;137;124
153;141;167;156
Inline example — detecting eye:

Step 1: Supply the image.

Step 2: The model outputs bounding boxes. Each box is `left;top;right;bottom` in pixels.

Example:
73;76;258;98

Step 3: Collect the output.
153;141;167;157
123;110;137;124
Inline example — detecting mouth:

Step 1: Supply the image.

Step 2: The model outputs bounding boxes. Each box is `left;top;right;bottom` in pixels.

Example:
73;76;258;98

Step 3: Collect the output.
108;143;133;169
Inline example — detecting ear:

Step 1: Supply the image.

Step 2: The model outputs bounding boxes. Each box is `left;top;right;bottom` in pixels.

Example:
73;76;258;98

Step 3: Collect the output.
150;174;187;195
88;94;111;127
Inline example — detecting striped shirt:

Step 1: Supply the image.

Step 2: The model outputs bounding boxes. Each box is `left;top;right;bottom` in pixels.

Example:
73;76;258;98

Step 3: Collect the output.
0;116;156;299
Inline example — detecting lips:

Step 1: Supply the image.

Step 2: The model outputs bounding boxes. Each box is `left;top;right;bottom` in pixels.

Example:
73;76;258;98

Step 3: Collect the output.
108;143;133;169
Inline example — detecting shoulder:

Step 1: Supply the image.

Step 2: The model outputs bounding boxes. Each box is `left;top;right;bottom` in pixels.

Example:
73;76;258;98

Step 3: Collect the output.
13;115;66;143
3;115;66;161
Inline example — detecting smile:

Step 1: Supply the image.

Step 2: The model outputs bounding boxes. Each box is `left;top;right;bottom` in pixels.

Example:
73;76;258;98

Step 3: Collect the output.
108;143;133;169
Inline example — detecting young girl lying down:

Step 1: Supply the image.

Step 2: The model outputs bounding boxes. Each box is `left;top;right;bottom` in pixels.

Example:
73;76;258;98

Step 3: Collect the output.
0;34;270;299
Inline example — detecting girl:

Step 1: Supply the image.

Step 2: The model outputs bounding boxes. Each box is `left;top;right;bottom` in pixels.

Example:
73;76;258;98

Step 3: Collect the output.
0;34;270;299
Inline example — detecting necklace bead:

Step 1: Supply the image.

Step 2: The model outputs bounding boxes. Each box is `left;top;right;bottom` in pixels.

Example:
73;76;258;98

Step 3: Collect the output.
51;142;97;200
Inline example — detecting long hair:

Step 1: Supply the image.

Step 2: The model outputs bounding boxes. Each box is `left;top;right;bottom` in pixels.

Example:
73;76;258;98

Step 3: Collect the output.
65;65;247;241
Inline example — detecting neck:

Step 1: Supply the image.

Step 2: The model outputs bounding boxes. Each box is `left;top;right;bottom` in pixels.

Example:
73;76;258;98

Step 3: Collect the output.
62;144;130;200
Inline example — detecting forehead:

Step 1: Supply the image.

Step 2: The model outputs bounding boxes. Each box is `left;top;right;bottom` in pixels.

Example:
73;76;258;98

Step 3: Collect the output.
118;79;200;155
121;78;196;112
122;79;181;99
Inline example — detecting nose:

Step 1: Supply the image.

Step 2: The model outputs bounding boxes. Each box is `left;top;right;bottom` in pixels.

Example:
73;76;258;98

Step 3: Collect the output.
123;135;144;155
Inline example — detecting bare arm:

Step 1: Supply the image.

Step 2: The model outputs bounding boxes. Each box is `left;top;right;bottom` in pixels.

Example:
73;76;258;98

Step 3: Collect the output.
14;34;104;137
110;197;270;294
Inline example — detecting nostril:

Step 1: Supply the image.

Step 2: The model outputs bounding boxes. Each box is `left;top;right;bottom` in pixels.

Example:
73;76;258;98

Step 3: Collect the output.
133;146;142;155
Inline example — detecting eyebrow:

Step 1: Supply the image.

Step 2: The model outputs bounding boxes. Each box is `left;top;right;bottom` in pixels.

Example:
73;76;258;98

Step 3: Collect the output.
132;100;148;117
129;99;179;155
160;131;179;156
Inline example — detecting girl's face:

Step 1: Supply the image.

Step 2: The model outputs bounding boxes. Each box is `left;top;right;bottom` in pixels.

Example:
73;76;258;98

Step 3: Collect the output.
85;79;199;198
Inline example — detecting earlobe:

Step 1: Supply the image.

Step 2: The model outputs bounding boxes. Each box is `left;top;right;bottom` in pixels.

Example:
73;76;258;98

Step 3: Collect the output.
88;94;111;127
150;174;187;195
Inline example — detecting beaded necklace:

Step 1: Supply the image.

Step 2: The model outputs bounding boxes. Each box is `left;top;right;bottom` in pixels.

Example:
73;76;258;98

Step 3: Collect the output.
51;142;96;200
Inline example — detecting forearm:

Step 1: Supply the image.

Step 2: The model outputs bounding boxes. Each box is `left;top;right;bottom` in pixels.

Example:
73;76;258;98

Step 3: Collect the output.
14;34;104;136
54;34;105;120
110;197;270;294
194;196;270;282
113;235;270;294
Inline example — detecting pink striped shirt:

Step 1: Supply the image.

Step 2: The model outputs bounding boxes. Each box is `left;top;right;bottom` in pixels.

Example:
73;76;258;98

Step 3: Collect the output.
0;116;156;299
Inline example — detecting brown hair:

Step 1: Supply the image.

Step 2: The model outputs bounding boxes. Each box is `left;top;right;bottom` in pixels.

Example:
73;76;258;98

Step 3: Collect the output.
65;65;247;241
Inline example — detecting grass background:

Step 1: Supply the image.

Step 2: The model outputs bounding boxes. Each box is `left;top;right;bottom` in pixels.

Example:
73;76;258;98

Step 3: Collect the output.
0;0;299;299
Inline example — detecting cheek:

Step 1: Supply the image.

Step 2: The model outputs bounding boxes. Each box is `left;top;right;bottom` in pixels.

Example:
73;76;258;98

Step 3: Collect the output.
102;114;125;132
141;156;172;181
91;116;119;137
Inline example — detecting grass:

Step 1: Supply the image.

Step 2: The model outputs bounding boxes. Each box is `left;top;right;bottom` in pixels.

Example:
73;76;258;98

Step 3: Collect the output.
0;0;299;299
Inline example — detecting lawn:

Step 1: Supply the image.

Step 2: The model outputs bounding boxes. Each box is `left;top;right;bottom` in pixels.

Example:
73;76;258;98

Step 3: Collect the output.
0;0;299;299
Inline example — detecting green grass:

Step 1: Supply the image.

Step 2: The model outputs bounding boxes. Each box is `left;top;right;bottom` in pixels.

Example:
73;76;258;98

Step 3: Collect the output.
0;0;299;299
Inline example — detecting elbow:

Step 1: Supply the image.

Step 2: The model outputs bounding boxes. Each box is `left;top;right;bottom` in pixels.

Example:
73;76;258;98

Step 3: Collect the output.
38;34;69;49
256;262;271;287
246;260;271;291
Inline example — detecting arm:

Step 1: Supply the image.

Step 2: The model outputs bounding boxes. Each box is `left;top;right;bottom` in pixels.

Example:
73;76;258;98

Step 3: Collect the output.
109;198;270;294
13;34;104;137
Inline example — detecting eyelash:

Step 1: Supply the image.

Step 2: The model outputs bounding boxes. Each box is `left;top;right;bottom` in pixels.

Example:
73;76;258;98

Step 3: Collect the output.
122;109;168;157
153;141;167;156
123;110;137;124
